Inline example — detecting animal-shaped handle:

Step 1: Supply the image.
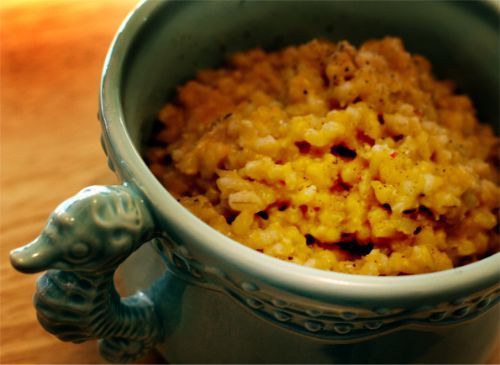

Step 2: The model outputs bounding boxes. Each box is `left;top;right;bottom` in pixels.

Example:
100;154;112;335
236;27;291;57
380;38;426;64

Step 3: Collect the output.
10;185;163;363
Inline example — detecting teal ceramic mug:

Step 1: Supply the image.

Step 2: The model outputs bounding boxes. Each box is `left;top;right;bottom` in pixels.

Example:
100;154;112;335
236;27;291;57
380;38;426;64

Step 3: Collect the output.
10;1;500;363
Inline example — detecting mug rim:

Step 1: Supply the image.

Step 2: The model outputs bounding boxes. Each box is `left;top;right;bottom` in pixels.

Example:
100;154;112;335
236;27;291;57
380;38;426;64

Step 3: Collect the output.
99;0;500;301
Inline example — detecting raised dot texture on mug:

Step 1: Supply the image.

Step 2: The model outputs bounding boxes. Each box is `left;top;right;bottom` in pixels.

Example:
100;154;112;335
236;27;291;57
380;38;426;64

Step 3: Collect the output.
305;309;323;318
429;311;447;322
452;307;470;318
190;266;203;278
241;282;258;292
246;298;264;309
271;299;288;308
333;323;352;334
204;266;227;279
364;321;382;330
157;237;173;251
476;296;492;310
304;320;323;332
172;253;188;271
177;246;191;258
274;311;291;322
340;311;357;320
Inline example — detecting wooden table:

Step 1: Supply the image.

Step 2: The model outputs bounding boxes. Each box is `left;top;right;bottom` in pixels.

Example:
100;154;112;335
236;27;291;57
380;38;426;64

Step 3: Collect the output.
0;1;498;364
0;1;162;363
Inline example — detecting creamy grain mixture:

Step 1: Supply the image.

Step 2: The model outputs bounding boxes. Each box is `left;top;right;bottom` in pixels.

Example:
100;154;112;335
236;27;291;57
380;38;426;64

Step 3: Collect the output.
146;37;499;275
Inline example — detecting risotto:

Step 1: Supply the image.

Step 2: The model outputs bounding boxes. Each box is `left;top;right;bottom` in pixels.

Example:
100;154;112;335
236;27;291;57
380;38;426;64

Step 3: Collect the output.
146;37;499;275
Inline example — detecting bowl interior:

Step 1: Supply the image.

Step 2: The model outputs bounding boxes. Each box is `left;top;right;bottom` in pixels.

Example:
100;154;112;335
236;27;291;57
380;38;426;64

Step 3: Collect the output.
119;0;498;151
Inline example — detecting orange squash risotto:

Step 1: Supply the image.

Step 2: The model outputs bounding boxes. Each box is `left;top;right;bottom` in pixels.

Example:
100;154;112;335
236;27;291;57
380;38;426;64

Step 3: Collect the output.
146;37;499;275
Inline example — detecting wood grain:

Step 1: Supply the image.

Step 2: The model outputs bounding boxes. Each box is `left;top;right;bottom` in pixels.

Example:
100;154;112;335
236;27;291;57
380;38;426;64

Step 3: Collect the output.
0;1;498;364
0;1;162;363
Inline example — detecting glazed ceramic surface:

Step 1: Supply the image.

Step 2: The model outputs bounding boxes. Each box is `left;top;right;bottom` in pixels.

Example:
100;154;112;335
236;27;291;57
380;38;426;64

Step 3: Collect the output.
10;1;500;363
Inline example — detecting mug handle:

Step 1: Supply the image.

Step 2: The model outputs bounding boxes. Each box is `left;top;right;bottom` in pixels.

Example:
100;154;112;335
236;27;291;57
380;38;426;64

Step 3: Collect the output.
10;185;162;363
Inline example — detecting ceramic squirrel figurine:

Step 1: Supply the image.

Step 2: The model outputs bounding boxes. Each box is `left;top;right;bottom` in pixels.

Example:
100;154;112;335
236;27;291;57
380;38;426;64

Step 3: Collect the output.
10;185;162;363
